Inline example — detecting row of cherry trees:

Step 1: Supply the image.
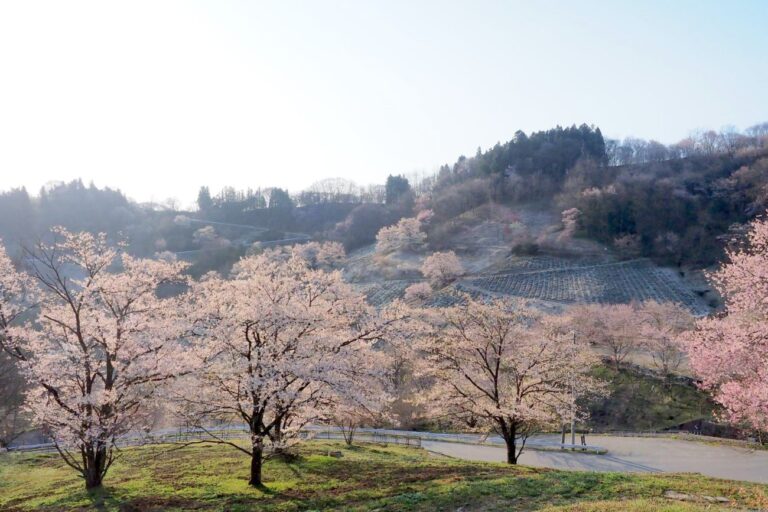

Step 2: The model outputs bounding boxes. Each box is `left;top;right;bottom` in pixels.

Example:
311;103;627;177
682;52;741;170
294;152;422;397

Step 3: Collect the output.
571;301;694;376
0;228;613;489
11;221;762;488
0;233;406;488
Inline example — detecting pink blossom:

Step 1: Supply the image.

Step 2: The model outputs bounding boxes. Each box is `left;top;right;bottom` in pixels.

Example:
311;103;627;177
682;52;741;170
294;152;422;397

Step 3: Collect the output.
680;218;768;432
1;229;190;489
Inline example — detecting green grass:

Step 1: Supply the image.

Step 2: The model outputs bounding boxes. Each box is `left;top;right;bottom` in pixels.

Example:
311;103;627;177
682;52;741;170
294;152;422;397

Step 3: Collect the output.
588;366;714;431
1;441;766;511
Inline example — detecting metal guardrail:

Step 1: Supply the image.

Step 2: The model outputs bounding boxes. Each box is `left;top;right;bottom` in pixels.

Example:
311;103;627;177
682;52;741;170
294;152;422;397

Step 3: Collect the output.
4;426;605;455
310;431;422;447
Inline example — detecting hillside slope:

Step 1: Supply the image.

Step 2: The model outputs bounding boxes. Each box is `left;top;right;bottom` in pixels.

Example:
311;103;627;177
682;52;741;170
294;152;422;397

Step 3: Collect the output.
346;205;710;315
3;441;768;511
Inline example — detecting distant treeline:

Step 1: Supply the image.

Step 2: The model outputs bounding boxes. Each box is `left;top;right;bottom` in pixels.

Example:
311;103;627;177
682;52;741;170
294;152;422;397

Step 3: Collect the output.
195;175;418;251
0;180;133;246
2;121;767;267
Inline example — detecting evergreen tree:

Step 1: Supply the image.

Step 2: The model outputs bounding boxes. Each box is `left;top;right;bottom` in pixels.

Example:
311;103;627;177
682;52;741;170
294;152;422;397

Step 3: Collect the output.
197;186;214;212
385;175;410;205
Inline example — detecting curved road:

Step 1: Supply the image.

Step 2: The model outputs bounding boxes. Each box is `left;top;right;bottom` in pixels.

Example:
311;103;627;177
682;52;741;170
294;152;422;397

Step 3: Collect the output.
423;434;768;484
13;425;768;484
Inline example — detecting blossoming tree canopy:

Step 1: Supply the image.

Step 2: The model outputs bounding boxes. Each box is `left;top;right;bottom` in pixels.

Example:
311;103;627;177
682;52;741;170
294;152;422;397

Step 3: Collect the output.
0;242;37;447
421;251;463;288
290;241;346;269
0;241;37;348
178;251;406;487
404;281;433;303
415;296;602;464
569;303;642;369
375;217;426;254
326;353;396;446
2;228;189;489
638;300;693;377
681;218;768;433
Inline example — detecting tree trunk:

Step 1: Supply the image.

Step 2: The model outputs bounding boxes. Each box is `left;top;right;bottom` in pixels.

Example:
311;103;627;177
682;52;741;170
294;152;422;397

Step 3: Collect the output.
85;469;103;489
249;441;264;487
505;435;518;464
501;421;518;464
84;447;106;489
341;423;356;446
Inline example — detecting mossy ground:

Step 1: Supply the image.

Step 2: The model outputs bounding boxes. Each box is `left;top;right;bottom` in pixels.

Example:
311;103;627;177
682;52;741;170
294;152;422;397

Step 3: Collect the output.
588;366;714;431
1;441;766;511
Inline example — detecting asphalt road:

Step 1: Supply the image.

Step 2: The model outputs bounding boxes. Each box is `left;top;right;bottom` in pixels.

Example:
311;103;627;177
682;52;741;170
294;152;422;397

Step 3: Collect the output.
422;434;768;483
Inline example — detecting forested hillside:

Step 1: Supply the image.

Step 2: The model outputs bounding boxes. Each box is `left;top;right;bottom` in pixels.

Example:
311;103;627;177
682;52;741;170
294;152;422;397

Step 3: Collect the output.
424;122;768;266
1;122;766;271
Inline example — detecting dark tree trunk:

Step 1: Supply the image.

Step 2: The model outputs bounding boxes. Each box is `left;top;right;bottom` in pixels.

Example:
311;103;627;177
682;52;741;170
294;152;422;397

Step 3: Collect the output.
84;447;107;489
85;470;103;490
249;443;264;487
503;421;518;464
341;423;356;446
505;436;518;464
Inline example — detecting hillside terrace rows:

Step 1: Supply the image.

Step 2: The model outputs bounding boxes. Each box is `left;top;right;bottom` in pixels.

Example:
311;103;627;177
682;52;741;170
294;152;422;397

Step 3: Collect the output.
353;257;710;315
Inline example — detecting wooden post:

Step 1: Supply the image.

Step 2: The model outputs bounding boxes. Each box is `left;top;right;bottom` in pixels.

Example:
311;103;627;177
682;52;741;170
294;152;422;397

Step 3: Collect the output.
570;331;577;447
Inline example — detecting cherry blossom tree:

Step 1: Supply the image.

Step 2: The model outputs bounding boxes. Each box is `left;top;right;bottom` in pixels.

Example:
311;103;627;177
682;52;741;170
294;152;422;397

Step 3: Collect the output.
0;240;36;339
421;251;463;288
375;217;426;254
327;368;393;446
639;301;693;377
330;404;382;446
193;225;218;246
0;242;36;448
177;252;405;487
558;208;581;243
680;218;768;433
416;296;601;464
404;282;433;303
415;208;434;224
1;229;189;489
291;241;346;270
570;303;641;369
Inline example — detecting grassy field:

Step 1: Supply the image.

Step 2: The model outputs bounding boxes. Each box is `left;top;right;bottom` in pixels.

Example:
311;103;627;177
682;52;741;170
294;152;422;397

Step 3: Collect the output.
588;366;714;432
2;441;768;511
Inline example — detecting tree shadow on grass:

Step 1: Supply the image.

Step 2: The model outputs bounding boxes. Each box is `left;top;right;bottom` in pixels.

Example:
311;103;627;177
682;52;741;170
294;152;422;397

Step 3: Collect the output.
284;461;304;479
251;482;277;495
85;487;117;511
86;489;209;512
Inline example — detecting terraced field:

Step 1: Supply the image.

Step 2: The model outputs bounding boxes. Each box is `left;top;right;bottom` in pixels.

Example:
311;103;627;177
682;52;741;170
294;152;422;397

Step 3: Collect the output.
484;254;613;273
354;279;416;306
353;256;709;315
464;258;709;315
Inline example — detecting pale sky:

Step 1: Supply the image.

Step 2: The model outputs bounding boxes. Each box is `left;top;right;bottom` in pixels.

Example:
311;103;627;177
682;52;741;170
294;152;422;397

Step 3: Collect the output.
0;1;766;206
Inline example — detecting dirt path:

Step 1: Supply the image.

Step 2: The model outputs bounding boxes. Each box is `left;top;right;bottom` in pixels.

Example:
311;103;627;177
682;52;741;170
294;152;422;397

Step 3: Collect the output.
422;435;768;483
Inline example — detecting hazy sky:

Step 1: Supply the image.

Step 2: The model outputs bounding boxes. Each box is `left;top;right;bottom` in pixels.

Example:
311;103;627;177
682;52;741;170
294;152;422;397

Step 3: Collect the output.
0;1;766;206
